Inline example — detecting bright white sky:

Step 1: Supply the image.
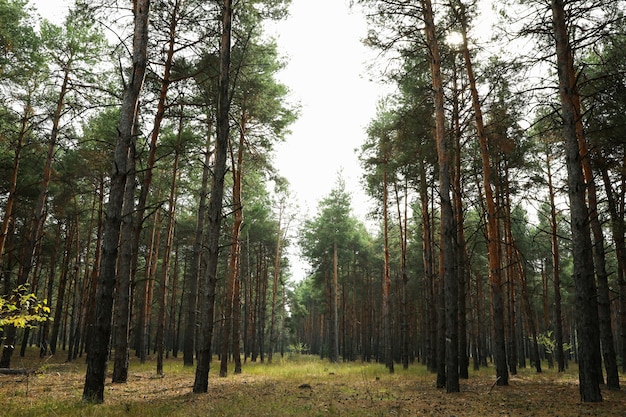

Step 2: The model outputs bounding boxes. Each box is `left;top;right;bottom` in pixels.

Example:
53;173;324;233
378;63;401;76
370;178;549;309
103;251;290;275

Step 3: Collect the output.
30;0;384;281
266;0;382;222
267;0;386;279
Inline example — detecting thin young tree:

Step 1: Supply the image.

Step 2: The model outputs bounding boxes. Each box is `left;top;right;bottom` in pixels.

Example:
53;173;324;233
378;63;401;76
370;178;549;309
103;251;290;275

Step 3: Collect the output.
156;115;184;376
544;137;565;372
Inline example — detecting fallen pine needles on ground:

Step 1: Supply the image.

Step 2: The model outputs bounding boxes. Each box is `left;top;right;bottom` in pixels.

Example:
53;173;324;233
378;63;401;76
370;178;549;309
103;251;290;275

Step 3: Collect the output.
1;349;625;416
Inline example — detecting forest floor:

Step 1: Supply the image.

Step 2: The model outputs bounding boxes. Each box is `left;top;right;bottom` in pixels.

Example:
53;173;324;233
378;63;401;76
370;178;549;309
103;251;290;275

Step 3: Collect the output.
1;349;626;416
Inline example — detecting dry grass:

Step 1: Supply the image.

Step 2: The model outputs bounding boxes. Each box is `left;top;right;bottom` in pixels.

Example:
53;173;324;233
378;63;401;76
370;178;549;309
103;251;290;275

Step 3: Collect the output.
1;349;626;416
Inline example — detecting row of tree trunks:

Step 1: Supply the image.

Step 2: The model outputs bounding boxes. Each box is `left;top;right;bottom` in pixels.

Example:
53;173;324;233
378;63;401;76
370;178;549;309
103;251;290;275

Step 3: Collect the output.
576;110;619;390
597;152;626;373
0;68;70;369
0;1;294;408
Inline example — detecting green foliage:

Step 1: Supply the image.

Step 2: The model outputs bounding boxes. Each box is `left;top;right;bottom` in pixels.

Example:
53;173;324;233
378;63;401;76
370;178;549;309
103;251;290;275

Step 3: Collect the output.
0;285;50;332
288;341;309;355
300;175;365;279
0;0;43;79
535;330;573;356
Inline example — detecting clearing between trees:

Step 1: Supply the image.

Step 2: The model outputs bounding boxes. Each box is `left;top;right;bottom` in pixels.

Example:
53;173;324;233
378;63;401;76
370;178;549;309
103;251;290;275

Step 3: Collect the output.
1;350;625;416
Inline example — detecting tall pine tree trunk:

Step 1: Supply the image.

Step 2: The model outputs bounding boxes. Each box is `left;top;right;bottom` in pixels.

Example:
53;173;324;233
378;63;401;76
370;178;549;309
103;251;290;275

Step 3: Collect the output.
419;159;436;373
112;135;136;383
451;58;469;379
193;0;233;393
82;0;150;403
183;125;212;366
268;202;283;365
157;118;182;376
455;1;507;386
382;166;393;372
597;154;626;373
577;126;619;390
394;182;409;370
421;0;458;392
220;113;245;375
546;148;565;372
551;0;602;402
503;163;517;376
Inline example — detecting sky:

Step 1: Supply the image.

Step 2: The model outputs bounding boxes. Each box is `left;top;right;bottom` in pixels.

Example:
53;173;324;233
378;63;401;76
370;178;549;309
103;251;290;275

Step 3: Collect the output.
265;0;386;279
30;0;385;281
266;0;383;221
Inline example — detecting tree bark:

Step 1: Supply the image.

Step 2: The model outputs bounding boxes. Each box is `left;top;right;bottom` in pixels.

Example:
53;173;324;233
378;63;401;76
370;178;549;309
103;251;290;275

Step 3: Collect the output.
546;149;565;372
382;166;393;372
183;126;212;366
193;0;233;393
454;1;507;386
156;117;182;376
268;201;283;365
551;0;602;402
220;111;245;375
421;0;458;392
112;132;136;383
82;0;150;403
597;153;626;373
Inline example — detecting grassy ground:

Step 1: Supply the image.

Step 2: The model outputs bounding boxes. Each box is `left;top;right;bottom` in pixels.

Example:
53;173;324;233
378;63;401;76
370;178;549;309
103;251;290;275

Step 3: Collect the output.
1;349;625;416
